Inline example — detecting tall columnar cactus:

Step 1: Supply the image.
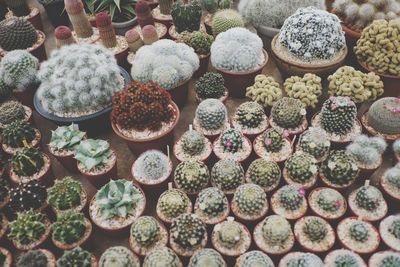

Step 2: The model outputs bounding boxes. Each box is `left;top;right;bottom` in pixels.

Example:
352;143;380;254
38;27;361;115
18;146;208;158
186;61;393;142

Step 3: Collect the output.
286;253;324;267
349;221;369;242
196;187;228;218
136;1;155;29
143;247;181;267
220;128;244;153
158;0;173;14
233;184;266;216
355;185;382;211
181;130;206;156
216;220;242;248
263;128;284;152
211;159;244;192
99;246;138;267
52;211;87;244
236;251;274;267
4;0;30;16
2;120;36;148
278;185;304;211
298;127;330;160
135;150;170;181
285;152;318;184
57;247;92;267
47;176;83;211
235;101;265;129
174;161;210;194
212;9;244;36
322;150;359;186
0;100;26;125
96;12;117;48
261;215;291;246
17;250;49;267
0;18;37;51
171;0;202;33
302;217;327;242
54;26;76;48
49;124;86;151
195;72;225;99
142;25;159;45
74;139;112;171
131;216;161;247
189;249;226;267
125;29;143;53
195;99;227;131
271;97;306;129
158;189;190;219
64;0;93;38
367;97;400;135
170;213;206;249
346;135;387;167
8;210;47;245
247;159;281;189
11;147;45;177
9;180;47;213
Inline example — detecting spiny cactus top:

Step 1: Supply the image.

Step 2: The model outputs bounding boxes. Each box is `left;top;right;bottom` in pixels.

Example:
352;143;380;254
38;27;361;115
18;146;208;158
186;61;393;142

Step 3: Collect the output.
170;213;207;250
171;0;202;33
0;18;38;51
130;216;163;248
157;188;191;221
8;210;48;246
47;176;83;212
9;180;47;213
36;44;123;117
177;31;214;55
236;250;274;267
346;135;387;168
131;39;199;90
278;7;345;62
195;72;225;100
366;97;400;135
263;128;285;153
211;9;245;36
259;215;293;248
16;249;50;267
349;184;387;221
49;124;86;152
310;187;346;218
213;219;251;253
99;246;140;267
51;211;88;245
271;97;306;130
195;99;227;132
10;147;46;178
188;248;226;267
296;216;332;246
201;0;231;13
369;251;400;267
180;130;207;157
211;158;244;194
0;100;27;125
219;127;244;153
75;139;113;172
284;152;318;186
232;183;267;218
233;101;266;130
381;166;400;198
246;159;281;191
2;120;36;149
143;247;182;267
174;160;210;194
194;187;229;224
57;247;93;267
324;249;366;267
297;127;330;161
210;27;264;72
133;150;171;184
280;252;324;267
321;150;359;187
276;185;305;212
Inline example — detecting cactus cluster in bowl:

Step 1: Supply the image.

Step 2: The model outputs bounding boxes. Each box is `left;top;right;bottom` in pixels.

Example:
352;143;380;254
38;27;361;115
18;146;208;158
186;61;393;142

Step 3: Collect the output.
283;73;322;108
346;135;387;170
232;101;268;135
364;97;400;137
297;127;330;162
245;158;281;192
174;129;212;162
283;151;318;188
173;160;210;195
132;150;172;186
156;187;192;224
211;158;244;195
271;184;307;220
308;187;347;220
245;75;283;108
231;183;268;221
194;187;229;225
194;98;228;137
270;97;307;134
213;127;252;162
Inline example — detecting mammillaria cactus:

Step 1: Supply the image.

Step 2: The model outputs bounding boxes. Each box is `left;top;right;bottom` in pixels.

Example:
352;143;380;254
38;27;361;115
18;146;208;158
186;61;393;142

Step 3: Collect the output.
283;74;322;109
157;188;191;220
302;217;327;242
64;0;93;38
215;220;243;248
0;100;27;125
321;150;359;187
236;251;274;267
195;72;225;100
16;250;49;267
297;127;330;161
49;124;85;151
177;31;214;55
245;75;283;108
389;218;400;239
195;187;228;223
99;246;140;267
278;185;305;211
174;161;210;194
219;128;243;153
2;120;36;148
315;189;343;214
285;152;318;185
234;101;265;129
346;135;387;168
211;27;263;72
8;210;47;245
261;215;291;246
171;0;202;33
232;183;267;217
74;139;112;172
189;249;226;267
52;211;87;245
195;99;227;131
125;29;143;52
180;130;206;156
131;39;199;90
366;97;400;135
246;159;281;190
354;185;384;211
0;18;37;51
54;26;76;48
9;180;47;213
170;213;207;250
136;1;155;28
134;150;170;182
383;166;400;191
263;128;284;152
47;176;83;211
282;252;324;267
211;9;244;36
143;247;181;267
211;159;244;194
271;97;306;130
57;247;92;267
130;216;161;247
349;221;370;242
379;254;400;267
11;147;45;177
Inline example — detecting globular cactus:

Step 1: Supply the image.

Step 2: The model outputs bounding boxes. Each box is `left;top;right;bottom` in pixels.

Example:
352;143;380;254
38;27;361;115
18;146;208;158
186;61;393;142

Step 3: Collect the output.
189;249;226;267
11;147;45;177
263;128;284;152
346;135;387;167
2;120;36;148
220;127;244;153
0;100;26;125
247;159;281;189
320;96;358;136
349;221;370;242
52;211;87;244
389;219;400;239
4;0;30;16
246;75;283;108
54;26;76;48
195;187;228;218
96;12;117;48
0;17;37;51
321;150;359;186
285;152;318;184
99;246;139;267
195;99;227;131
261;215;291;246
134;150;169;181
271;97;306;129
201;0;231;13
171;0;202;33
143;247;181;267
236;251;274;267
9;180;47;213
47;176;83;211
157;189;190;219
8;210;47;245
380;255;400;267
125;29;143;53
366;97;400;135
178;31;214;55
142;25;159;45
233;184;266;216
215;220;243;248
234;101;265;129
131;216;161;247
181;130;206;156
285;253;324;267
333;254;359;267
64;0;93;38
302;217;327;242
315;189;342;213
174;161;210;194
158;0;173;14
57;247;92;267
170;213;206;249
355;185;383;211
211;159;244;193
278;185;304;211
136;0;155;28
212;9;244;36
385;166;400;189
298;127;330;161
284;74;322;108
195;72;225;99
17;250;49;267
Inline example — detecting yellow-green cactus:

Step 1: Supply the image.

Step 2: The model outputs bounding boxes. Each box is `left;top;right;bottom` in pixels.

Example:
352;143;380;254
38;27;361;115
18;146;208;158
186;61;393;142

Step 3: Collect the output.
246;75;282;108
284;73;322;108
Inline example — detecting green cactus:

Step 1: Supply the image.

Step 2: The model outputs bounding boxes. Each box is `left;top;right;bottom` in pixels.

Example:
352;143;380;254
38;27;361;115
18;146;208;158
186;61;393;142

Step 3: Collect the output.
181;130;206;156
195;72;225;99
11;147;45;177
285;152;318;184
174;161;210;194
278;185;304;211
196;187;228;218
302;217;327;242
271;97;306;129
8;210;47;245
333;254;359;267
316;189;342;213
236;251;274;267
211;159;244;193
143;247;181;267
235;101;265;129
212;9;244;36
158;189;190;219
135;150;169;181
298;127;330;160
389;219;400;239
9;180;47;213
286;253;324;267
178;31;214;55
47;176;83;211
196;99;227;131
17;250;49;267
171;0;202;33
233;183;266;216
355;186;382;211
0;78;11;102
366;97;400;135
170;213;206;249
320;96;357;135
2;120;36;148
263;128;284;152
261;215;291;246
0;100;26;125
131;216;161;247
322;150;359;186
216;220;242;248
49;124;85;151
52;211;87;245
201;0;231;13
99;246;139;267
220;128;243;153
349;221;369;242
189;249;225;267
57;247;92;267
0;18;38;51
380;255;400;267
247;159;280;189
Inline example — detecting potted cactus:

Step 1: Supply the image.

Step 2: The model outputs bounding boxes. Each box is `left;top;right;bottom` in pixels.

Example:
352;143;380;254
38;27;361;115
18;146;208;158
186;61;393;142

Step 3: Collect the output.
324;249;366;267
320;150;359;190
131;150;173;191
156;186;192;225
189;248;226;267
394;140;400;163
47;176;87;215
270;184;308;220
213;127;252;164
89;179;146;233
8;180;47;213
245;159;281;192
0;213;8;240
1;120;40;155
235;251;274;267
75;139;117;188
0;247;12;267
380;166;400;203
194;187;230;225
253;128;293;164
294;216;335;253
253;215;295;255
193;99;229;140
283;152;318;189
111;81;180;155
99;246;140;267
48;124;86;172
296;127;330;163
16;249;56;267
3;0;43;29
379;215;400;251
308;187;347;221
231;101;269;139
65;0;98;43
129;216;169;256
173;160;210;197
8;147;53;185
194;72;228;103
173;129;213;163
279;252;324;267
369;251;400;267
169;213;208;257
151;0;173;26
270;97;308;135
202;0;233;33
169;0;202;38
245;75;283;111
210;158;245;196
348;183;388;222
143;247;183;267
8;210;51;250
57;247;98;267
0;100;32;128
0;179;9;210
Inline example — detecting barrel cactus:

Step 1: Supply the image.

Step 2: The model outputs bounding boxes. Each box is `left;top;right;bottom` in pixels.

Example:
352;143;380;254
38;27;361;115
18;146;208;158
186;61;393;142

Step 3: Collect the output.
57;247;93;267
195;187;228;219
271;97;306;129
174;161;210;194
366;97;400;135
8;210;47;245
171;0;202;33
285;152;318;184
246;159;281;189
211;159;244;193
99;246;139;267
215;220;243;248
0;17;38;51
234;101;265;129
195;99;227;131
177;31;214;55
349;221;370;242
278;185;305;211
233;183;267;216
189;249;225;267
302;217;327;242
180;130;207;156
219;127;244;153
143;247;181;267
2;120;36;148
131;216;161;247
157;189;190;219
134;150;170;182
47;176;83;211
298;127;330;160
211;9;244;36
170;213;206;249
263;128;284;153
321;150;359;187
52;211;87;245
261;215;291;246
195;72;225;99
385;166;400;189
355;185;383;211
236;251;274;267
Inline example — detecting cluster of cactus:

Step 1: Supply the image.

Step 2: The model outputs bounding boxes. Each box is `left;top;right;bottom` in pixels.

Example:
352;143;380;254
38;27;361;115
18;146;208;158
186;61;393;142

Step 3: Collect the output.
261;215;291;246
355;185;382;211
171;0;202;33
49;124;85;151
216;220;242;248
196;187;228;218
75;139;112;171
320;96;358;136
366;97;400;135
201;0;231;13
302;217;327;242
2;120;35;148
8;210;47;245
143;247;181;267
0;100;26;125
284;74;322;108
298;127;330;160
11;147;45;177
189;249;225;267
57;247;92;267
246;75;283;108
99;246;138;267
0;179;9;205
271;97;306;129
234;101;265;129
170;213;206;249
278;185;304;211
17;250;49;267
181;130;206;156
389;219;400;239
195;99;227;131
195;72;225;99
158;189;190;219
220;128;244;153
174;160;210;194
346;135;387;167
263;128;284;152
211;159;244;192
327;66;384;103
233;184;266;216
237;251;274;267
52;211;87;244
131;216;161;247
9;180;47;213
334;254;359;267
279;7;345;61
247;159;281;189
177;31;214;55
0;18;37;51
316;190;342;213
135;150;169;181
380;255;400;267
349;221;370;242
286;253;324;267
385;166;400;189
211;9;244;36
47;176;82;211
322;150;359;186
285;152;318;184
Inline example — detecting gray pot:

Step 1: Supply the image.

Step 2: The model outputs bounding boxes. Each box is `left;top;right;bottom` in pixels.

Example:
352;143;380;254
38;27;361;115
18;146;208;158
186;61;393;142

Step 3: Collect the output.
112;17;138;35
256;25;280;50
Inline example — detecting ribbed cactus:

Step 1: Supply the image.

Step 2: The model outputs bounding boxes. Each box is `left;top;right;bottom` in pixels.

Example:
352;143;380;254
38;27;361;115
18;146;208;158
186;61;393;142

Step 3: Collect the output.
125;29;143;53
52;211;87;244
263;128;284;152
349;221;369;242
0;100;26;125
17;250;49;267
158;189;190;219
211;159;244;193
235;101;265;129
220;127;244;153
99;246;139;267
9;180;47;213
316;189;342;213
261;215;291;246
54;26;76;48
11;147;45;177
389;219;400;240
233;184;266;216
278;185;304;211
142;25;159;45
158;0;173;14
57;247;92;267
195;72;225;99
355;185;382;211
195;187;228;218
170;213;206;249
96;12;117;48
136;1;155;28
380;255;400;267
298;127;330;160
8;210;47;245
322;150;359;186
271;97;306;129
64;0;93;38
302;217;327;242
189;249;225;267
171;0;202;33
4;0;30;16
216;220;242;248
174;161;210;194
131;216;161;247
135;150;169;182
181;130;206;156
195;99;227;131
285;152;318;184
2;120;36;148
367;97;400;135
0;18;37;51
212;9;244;36
143;247;181;267
47;176;83;211
236;251;274;267
247;159;281;189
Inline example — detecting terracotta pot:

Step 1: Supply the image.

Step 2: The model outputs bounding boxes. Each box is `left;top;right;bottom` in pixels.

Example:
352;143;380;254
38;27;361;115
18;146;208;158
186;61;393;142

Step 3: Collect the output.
214;49;268;98
193;53;210;79
380;174;400;205
12;83;39;109
52;218;92;250
324;250;367;267
360;111;400;142
48;146;79;173
27;7;43;31
213;135;252;166
173;136;213;164
271;35;347;78
29;30;47;62
111;102;180;155
0;247;12;267
2;128;41;156
156;187;193;226
230;199;268;228
348;188;388;222
253;133;293;166
12;218;51;251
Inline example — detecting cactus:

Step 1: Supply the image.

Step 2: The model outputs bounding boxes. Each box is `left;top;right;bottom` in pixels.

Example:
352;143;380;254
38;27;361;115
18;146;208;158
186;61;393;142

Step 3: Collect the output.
74;139;112;171
99;246;139;267
246;75;283;108
96;12;117;48
286;253;324;267
49;123;86;151
234;101;265;129
57;247;92;267
158;0;173;14
236;251;274;267
247;159;281;189
8;210;47;245
278;185;304;211
346;135;387;167
0;78;11;102
195;99;227;131
298;127;330;160
178;31;214;55
54;26;76;48
52;211;87;244
131;216;160;247
195;187;228;218
220;127;244;153
171;0;202;33
195;72;225;99
201;0;231;13
174;161;209;194
263;128;284;152
380;255;400;267
211;27;264;72
2;120;36;148
302;217;327;242
322;150;359;186
189;249;225;267
64;0;93;38
47;176;83;211
233;184;266;216
158;189;190;219
142;25;159;45
261;215;291;246
349;221;369;242
216;220;242;248
0;100;26;125
9;180;47;213
285;152;318;184
17;250;49;267
389;219;400;239
181;130;206;156
333;254;359;267
355;185;382;211
271;97;306;129
134;150;170;181
95;179;143;220
366;97;400;135
212;9;244;36
125;29;143;53
385;167;400;189
393;140;400;156
284;74;322;108
170;213;206;249
316;189;342;213
11;147;45;177
143;247;181;267
211;159;244;193
0;18;37;51
136;1;155;29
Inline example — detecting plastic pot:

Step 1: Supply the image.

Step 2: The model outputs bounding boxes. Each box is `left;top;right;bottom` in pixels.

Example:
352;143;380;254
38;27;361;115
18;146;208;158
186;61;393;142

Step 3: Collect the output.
43;1;70;27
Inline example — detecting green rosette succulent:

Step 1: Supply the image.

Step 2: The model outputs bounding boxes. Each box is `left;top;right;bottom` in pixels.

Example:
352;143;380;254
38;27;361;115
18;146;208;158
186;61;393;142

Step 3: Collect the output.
49;123;85;151
75;139;112;171
174;160;210;194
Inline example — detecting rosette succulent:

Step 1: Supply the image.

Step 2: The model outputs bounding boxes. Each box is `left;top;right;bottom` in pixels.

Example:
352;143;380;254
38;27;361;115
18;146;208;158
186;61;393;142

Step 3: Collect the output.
49;124;85;151
261;215;291;246
285;152;318;184
174;161;210;194
211;159;244;193
321;150;359;187
47;176;83;211
52;211;87;245
298;127;330;160
157;189;190;219
57;247;93;267
234;101;265;129
180;130;207;156
8;210;47;245
233;183;267;216
75;139;112;171
247;159;281;189
131;216;161;247
219;127;244;153
195;99;227;131
170;213;207;249
278;185;305;211
195;187;228;219
271;97;306;129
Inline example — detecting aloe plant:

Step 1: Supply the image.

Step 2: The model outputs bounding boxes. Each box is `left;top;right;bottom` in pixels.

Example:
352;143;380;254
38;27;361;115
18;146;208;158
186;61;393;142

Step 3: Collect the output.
74;139;112;171
49;124;85;151
83;0;136;22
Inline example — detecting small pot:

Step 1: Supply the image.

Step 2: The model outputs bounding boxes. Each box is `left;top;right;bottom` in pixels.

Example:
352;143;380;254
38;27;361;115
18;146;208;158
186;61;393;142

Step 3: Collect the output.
173;135;213;163
214;49;268;98
270;189;308;221
324;250;367;267
12;218;51;251
52;218;92;250
0;247;12;267
253;133;293;165
379;216;400;252
12;83;39;109
156;188;193;226
43;1;70;27
347;187;388;222
2;128;41;156
193;53;210;78
195;87;229;104
380;173;400;205
213;135;252;166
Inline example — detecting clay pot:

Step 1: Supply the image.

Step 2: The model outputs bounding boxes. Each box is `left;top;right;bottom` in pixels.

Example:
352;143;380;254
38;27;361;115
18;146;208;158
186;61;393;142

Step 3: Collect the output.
360;111;400;142
214;49;268;98
193;53;210;78
308;187;347;221
12;218;51;251
52;218;92;250
173;136;213;164
213;135;252;166
29;31;47;62
0;247;12;267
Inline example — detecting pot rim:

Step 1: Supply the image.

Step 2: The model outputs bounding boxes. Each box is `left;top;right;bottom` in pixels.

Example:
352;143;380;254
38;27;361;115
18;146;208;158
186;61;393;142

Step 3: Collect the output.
358;58;400;79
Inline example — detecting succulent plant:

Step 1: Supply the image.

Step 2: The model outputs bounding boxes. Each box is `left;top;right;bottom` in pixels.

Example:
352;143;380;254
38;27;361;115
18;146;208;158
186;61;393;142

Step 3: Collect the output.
9;180;47;213
180;130;207;156
278;185;304;211
285;253;324;267
201;0;231;13
195;187;228;218
195;72;225;99
170;213;206;249
315;189;342;213
140;24;159;45
99;246;139;267
0;18;37;51
366;97;400;135
49;124;85;151
246;75;283;108
125;29;143;53
57;247;92;267
158;189;190;219
234;101;265;129
2;120;36;148
389;219;400;240
355;185;383;211
322;150;359;186
131;216;161;247
8;210;47;245
0;179;9;205
11;147;45;177
143;247;181;267
54;26;76;48
216;220;242;248
236;251;274;267
17;250;49;267
333;253;359;267
233;184;266;216
75;139;112;171
52;211;87;245
346;135;387;167
302;217;327;242
247;159;281;189
174;161;209;194
263;128;284;152
0;100;26;125
135;0;155;28
47;176;83;211
189;249;225;267
349;221;369;242
385;166;400;189
211;9;245;36
195;99;227;131
171;0;202;33
95;179;142;220
284;74;323;108
285;152;318;184
211;159;244;193
177;31;214;55
134;150;170;181
261;215;291;246
219;127;244;153
298;127;330;160
380;255;400;267
271;97;306;129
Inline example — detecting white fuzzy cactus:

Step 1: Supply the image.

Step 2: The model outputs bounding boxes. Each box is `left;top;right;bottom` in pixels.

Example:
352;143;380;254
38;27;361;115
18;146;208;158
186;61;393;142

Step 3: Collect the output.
210;27;264;72
346;134;387;166
131;39;199;90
